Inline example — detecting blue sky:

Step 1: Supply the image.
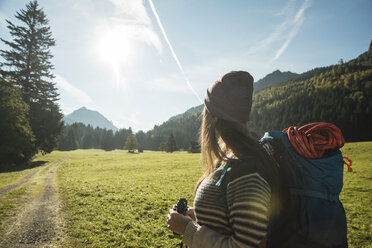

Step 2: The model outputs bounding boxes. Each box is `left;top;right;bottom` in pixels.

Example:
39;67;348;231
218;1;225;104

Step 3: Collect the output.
0;0;371;131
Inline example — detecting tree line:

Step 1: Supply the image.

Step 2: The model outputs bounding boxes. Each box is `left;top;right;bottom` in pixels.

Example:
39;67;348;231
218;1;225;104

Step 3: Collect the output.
57;123;182;153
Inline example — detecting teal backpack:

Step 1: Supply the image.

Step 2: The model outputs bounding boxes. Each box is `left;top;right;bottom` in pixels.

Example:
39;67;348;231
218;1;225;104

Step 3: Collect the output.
260;131;348;248
215;130;348;247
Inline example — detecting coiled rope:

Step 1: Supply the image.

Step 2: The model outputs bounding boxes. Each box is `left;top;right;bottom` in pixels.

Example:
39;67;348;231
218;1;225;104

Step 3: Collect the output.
283;122;344;159
283;122;352;171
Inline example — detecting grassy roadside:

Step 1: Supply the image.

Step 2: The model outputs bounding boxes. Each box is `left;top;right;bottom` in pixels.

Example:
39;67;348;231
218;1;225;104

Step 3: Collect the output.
0;160;55;229
340;142;372;247
0;161;44;189
0;186;28;227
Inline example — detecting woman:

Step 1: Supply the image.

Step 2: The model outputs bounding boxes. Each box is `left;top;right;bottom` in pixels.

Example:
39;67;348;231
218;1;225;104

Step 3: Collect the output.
166;71;279;247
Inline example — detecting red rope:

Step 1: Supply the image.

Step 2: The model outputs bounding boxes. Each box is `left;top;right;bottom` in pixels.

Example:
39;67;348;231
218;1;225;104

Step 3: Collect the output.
283;122;345;159
343;156;353;172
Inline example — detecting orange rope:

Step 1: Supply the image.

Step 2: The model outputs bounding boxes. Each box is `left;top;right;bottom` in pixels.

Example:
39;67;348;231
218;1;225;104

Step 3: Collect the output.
343;156;353;172
283;122;345;159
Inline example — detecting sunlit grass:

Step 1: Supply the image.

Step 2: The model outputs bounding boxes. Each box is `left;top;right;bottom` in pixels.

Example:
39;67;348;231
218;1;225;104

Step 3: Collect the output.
0;165;39;188
340;142;372;247
0;143;370;247
0;186;27;227
48;150;202;247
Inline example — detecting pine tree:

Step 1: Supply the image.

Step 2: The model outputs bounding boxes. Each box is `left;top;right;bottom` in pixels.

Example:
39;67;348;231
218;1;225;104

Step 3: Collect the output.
0;0;62;154
166;133;177;153
102;130;115;151
66;125;79;151
0;76;35;164
124;134;138;153
159;142;166;151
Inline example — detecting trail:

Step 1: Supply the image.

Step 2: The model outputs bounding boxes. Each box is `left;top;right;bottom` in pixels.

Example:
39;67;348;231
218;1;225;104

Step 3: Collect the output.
0;163;50;197
0;161;65;248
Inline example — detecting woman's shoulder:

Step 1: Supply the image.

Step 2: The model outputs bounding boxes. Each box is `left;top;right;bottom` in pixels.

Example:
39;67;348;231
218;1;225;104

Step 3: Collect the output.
226;156;272;186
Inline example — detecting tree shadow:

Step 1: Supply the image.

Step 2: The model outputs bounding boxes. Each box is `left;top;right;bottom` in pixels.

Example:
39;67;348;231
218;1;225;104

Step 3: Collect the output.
0;160;47;173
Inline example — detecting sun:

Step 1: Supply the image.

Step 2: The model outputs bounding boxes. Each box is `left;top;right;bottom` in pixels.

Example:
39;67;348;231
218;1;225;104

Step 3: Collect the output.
96;26;133;65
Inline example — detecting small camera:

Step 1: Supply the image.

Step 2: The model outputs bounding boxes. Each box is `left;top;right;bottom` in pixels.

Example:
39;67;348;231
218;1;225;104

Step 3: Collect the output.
173;198;188;215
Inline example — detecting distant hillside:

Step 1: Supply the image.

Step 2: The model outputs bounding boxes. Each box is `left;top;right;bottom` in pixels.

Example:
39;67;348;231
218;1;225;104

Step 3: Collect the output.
63;107;118;131
168;105;203;121
253;70;298;92
140;40;372;150
167;70;297;122
249;41;372;141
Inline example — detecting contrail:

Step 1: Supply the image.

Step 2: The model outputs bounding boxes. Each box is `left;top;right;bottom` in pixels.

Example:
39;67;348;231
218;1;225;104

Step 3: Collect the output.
148;0;202;103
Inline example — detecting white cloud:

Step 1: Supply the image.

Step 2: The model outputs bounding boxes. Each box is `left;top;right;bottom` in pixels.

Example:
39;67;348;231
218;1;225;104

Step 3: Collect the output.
272;0;312;61
89;0;163;89
149;0;202;103
54;74;92;104
275;0;296;16
108;0;162;53
250;0;312;61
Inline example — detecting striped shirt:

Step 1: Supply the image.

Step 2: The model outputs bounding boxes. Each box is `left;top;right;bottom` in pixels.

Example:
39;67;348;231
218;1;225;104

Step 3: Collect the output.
183;158;271;248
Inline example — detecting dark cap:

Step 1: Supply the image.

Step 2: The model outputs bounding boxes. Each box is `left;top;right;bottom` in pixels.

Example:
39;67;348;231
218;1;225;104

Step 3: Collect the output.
204;71;254;122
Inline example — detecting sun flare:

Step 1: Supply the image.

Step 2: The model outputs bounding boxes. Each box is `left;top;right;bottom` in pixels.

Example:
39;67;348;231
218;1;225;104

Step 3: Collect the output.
96;27;133;65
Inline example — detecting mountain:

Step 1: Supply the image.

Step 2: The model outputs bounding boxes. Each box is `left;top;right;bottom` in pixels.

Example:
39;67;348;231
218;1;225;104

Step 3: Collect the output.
142;40;372;149
354;39;372;62
247;41;372;141
63;107;118;131
168;105;203;121
167;70;298;122
253;70;299;92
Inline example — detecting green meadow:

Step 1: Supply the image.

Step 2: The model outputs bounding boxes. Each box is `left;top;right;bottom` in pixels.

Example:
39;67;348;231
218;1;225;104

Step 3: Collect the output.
54;150;202;247
0;142;371;247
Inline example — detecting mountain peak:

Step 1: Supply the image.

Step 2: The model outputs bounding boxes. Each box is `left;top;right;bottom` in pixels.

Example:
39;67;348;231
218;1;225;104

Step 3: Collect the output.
355;40;372;62
63;107;118;131
254;70;298;92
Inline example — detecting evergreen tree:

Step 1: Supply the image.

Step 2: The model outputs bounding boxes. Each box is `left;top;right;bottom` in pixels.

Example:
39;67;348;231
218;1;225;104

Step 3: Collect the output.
102;130;115;151
166;133;177;153
135;130;147;149
114;128;132;149
81;131;93;149
188;141;200;153
124;134;138;153
159;142;166;152
0;0;62;154
0;77;35;164
66;125;79;150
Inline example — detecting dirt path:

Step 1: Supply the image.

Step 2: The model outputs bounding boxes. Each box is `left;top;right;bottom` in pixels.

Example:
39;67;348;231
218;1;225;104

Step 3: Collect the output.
0;161;65;248
0;163;50;197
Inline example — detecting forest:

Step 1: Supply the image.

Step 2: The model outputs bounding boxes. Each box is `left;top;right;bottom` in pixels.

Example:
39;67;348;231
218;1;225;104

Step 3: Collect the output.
57;42;372;151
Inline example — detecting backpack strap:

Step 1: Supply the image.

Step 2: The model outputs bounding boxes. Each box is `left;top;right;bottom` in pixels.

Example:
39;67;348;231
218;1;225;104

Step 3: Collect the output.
215;162;231;207
215;162;231;187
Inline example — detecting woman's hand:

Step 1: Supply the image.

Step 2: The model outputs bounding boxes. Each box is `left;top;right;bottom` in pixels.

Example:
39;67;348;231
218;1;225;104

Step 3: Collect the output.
185;207;196;221
167;209;192;235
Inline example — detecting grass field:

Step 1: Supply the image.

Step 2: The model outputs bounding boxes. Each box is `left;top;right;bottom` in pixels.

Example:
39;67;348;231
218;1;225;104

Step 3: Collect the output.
340;142;372;247
0;142;371;247
54;150;202;247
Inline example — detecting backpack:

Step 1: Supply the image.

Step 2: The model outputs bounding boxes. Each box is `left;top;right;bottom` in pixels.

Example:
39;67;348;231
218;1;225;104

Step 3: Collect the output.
260;130;348;248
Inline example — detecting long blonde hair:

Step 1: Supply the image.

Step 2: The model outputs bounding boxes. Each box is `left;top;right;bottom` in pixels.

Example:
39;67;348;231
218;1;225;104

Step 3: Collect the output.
196;107;280;205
